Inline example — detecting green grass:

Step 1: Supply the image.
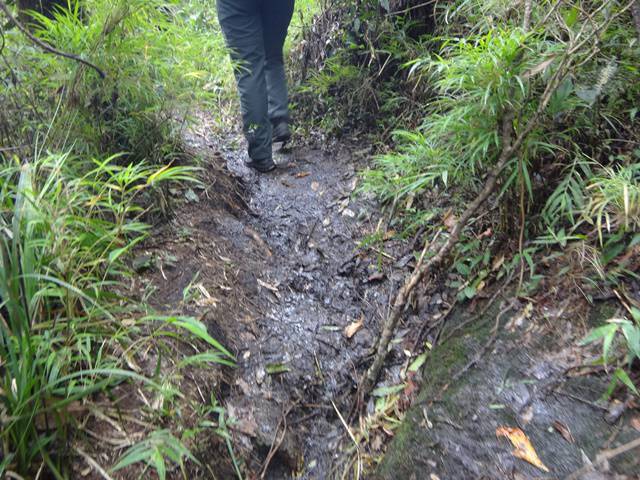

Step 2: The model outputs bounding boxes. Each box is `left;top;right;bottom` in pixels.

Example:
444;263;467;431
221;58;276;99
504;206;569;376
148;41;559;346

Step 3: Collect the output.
0;1;238;476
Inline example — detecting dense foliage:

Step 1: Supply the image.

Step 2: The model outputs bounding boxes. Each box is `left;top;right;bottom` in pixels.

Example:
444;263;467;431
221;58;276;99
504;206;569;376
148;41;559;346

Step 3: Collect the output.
298;0;640;395
0;1;235;478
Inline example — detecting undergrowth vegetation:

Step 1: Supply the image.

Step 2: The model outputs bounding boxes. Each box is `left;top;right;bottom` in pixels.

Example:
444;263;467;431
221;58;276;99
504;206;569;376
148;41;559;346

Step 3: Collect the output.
298;0;640;395
1;0;237;478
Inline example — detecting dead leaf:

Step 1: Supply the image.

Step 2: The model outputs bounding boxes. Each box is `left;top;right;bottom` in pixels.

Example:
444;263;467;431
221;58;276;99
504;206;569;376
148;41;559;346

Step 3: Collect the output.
367;272;386;283
295;171;311;178
344;316;364;339
257;278;281;298
522;56;556;79
492;254;505;272
371;434;384;451
631;416;640;432
477;228;493;239
505;302;533;331
552;420;575;443
443;209;457;231
496;426;550;473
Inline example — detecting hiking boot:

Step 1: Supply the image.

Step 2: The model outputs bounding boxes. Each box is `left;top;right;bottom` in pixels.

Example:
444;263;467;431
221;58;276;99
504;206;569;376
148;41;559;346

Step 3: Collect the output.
272;121;291;144
246;157;276;173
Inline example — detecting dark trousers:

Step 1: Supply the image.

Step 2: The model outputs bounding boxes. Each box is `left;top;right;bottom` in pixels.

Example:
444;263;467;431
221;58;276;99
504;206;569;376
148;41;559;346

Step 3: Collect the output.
217;0;295;161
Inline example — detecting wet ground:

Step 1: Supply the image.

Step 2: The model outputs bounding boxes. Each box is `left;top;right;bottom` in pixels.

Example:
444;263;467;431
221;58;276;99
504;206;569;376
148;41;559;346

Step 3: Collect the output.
375;300;640;480
138;122;640;479
218;138;398;478
140;121;412;478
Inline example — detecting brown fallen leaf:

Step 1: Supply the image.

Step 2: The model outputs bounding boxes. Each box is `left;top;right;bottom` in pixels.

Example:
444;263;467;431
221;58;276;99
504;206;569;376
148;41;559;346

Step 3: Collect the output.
552;420;575;443
496;426;550;473
344;316;364;339
442;209;457;231
383;229;397;240
295;171;311;178
367;272;386;283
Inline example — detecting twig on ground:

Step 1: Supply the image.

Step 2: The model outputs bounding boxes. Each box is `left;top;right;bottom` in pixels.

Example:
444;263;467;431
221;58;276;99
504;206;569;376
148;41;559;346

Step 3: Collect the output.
0;1;106;78
552;390;608;412
332;399;362;480
260;404;295;479
565;436;640;480
523;0;533;30
75;447;115;480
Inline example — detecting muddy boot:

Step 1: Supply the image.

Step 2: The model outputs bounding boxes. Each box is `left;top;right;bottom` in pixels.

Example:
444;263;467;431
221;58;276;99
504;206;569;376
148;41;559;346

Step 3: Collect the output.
246;156;276;173
272;120;291;145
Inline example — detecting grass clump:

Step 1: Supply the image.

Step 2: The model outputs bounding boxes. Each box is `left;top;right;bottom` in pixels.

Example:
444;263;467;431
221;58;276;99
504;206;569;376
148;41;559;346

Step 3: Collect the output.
0;0;238;477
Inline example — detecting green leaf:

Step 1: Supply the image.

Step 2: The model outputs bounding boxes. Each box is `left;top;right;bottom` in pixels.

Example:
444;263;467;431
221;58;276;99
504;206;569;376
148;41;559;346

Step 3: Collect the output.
153;450;166;480
580;323;617;345
265;363;290;374
463;285;476;299
372;384;405;397
165;317;234;360
621;323;640;361
408;352;428;373
563;6;579;27
614;368;638;395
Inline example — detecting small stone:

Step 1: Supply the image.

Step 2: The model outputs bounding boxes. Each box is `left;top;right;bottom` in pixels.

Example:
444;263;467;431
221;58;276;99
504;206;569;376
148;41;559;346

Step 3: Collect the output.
256;367;266;385
342;208;356;218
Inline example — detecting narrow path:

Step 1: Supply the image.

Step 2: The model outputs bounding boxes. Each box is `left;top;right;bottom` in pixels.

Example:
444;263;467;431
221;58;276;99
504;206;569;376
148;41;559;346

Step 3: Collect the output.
142;121;413;478
219;139;388;478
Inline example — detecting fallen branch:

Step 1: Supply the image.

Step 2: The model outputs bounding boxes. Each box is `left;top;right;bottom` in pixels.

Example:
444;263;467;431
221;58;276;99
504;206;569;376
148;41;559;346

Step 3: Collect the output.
565;436;640;480
359;111;516;397
0;0;106;78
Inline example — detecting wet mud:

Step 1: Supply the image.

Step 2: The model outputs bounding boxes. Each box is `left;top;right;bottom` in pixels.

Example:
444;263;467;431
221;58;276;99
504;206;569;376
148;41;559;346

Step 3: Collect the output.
141;122;406;478
140;122;639;479
219;141;392;478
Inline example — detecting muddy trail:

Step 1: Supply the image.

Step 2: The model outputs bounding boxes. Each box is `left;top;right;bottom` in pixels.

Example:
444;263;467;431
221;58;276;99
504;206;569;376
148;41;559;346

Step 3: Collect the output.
139;119;420;479
137;120;640;480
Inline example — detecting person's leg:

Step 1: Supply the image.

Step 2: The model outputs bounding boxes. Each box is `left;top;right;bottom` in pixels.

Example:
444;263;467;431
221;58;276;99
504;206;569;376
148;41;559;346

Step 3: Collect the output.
260;0;295;132
217;0;273;165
